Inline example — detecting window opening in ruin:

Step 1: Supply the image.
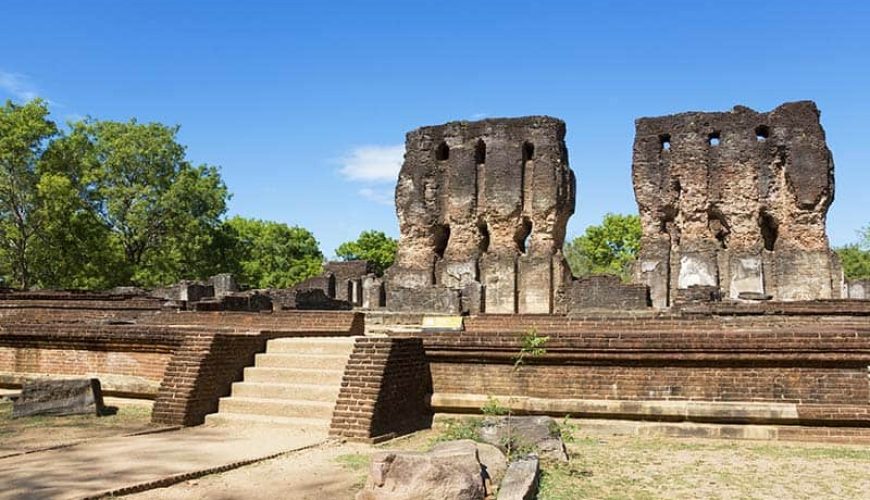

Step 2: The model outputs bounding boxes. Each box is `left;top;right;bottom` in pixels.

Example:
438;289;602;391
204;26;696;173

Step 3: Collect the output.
432;224;450;259
660;134;671;151
756;125;769;142
477;220;490;253
707;207;730;249
515;217;533;253
759;212;778;251
522;141;535;161
708;132;720;147
475;139;486;164
435;142;449;161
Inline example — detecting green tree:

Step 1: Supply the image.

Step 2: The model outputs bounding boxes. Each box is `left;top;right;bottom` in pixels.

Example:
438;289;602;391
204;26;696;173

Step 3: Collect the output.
564;213;641;281
30;172;122;289
836;224;870;280
225;216;323;288
31;121;119;288
66;119;230;286
335;230;397;276
0;99;57;288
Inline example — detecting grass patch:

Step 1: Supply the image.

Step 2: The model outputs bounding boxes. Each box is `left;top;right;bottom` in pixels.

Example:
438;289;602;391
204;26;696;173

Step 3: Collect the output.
429;418;483;447
335;453;370;472
335;453;371;490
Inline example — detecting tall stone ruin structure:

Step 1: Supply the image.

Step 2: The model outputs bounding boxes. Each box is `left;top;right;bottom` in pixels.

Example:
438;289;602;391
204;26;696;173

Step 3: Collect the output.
632;101;842;308
385;116;575;314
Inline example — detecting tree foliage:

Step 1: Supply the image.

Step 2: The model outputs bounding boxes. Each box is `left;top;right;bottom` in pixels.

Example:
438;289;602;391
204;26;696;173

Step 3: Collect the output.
335;230;397;276
564;213;641;281
225;216;323;288
0;98;325;290
0;99;57;287
836;224;870;280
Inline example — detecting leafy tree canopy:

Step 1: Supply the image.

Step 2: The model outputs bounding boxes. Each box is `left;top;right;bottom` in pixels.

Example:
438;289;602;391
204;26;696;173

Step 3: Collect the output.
564;213;641;281
836;224;870;280
225;216;323;288
335;230;397;276
0;99;57;288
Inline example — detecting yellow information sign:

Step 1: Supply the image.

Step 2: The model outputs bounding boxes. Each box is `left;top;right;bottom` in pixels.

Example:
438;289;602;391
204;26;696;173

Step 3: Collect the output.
421;315;464;332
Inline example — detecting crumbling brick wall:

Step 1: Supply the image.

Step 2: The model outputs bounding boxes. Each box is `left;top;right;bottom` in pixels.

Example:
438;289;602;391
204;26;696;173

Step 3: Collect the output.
420;312;870;427
329;337;432;442
385;116;576;314
0;325;181;397
632;101;841;307
151;332;267;426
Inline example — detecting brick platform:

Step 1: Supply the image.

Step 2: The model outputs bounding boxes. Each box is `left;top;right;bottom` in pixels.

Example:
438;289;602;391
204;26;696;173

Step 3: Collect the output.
416;310;870;428
0;300;365;426
329;337;432;442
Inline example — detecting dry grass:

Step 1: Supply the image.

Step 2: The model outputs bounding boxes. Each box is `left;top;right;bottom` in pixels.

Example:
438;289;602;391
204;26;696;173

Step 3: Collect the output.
539;434;870;500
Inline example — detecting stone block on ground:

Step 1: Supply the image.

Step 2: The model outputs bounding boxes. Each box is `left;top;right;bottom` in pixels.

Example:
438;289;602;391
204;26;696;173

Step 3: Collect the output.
479;416;569;462
12;378;108;418
433;439;507;494
497;456;540;500
356;440;486;500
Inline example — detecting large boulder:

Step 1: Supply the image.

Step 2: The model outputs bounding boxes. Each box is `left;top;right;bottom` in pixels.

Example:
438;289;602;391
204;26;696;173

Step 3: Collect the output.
357;440;486;500
497;456;540;500
433;440;507;494
479;416;569;462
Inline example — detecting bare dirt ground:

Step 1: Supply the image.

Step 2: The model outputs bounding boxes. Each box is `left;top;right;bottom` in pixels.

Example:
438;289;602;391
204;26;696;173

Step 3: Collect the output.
3;402;869;500
132;426;870;500
0;397;156;457
130;441;374;500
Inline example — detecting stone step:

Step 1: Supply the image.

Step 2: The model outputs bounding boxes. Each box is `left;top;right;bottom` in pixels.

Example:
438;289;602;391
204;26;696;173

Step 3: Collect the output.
204;412;331;432
266;337;357;355
242;366;345;385
231;382;339;402
254;353;349;370
218;397;335;419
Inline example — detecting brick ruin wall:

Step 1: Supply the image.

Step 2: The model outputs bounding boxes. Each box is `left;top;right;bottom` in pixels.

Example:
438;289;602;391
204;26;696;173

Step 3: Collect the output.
632;101;842;308
0;294;365;425
385;117;576;314
416;309;870;430
330;337;432;442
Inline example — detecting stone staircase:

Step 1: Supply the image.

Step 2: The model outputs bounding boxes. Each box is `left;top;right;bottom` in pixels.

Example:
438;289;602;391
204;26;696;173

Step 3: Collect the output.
205;336;356;433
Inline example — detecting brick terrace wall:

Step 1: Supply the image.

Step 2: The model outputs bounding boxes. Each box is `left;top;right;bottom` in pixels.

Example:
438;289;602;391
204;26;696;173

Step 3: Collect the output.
0;298;163;324
420;312;870;426
330;337;432;442
0;325;183;397
151;332;267;426
139;310;364;335
1;310;364;425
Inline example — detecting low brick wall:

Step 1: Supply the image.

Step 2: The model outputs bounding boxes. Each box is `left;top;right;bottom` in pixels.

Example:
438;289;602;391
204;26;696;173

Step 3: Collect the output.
419;313;870;427
330;337;432;442
139;310;365;334
0;325;183;397
1;310;365;426
151;332;267;426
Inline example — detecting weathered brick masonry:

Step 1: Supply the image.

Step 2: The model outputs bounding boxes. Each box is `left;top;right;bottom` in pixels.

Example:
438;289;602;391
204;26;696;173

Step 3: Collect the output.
151;331;268;426
0;325;180;397
330;337;432;442
0;297;365;426
419;309;870;427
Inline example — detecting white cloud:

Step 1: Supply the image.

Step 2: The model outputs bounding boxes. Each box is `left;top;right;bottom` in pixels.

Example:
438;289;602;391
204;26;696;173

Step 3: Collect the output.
358;187;394;206
339;144;404;182
0;71;40;102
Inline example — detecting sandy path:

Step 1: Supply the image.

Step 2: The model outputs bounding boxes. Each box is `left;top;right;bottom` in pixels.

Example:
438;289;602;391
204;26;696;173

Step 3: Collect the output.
0;424;327;500
131;441;374;500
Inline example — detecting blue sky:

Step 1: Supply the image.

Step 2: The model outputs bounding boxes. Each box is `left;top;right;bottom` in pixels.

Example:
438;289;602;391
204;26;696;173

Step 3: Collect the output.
2;1;868;256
